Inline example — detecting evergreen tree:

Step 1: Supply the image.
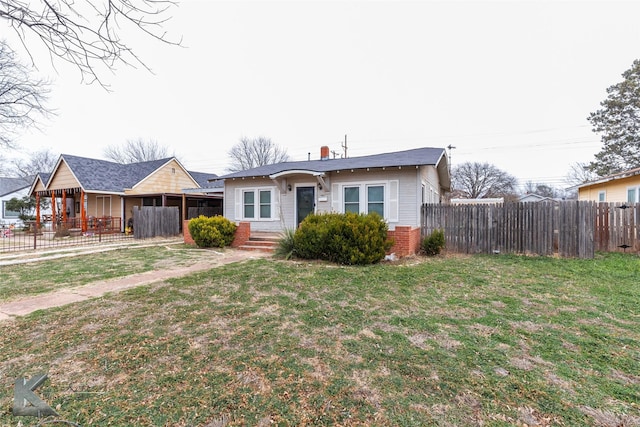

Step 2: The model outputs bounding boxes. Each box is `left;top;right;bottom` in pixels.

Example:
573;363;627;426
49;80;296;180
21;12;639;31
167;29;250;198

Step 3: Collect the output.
588;59;640;176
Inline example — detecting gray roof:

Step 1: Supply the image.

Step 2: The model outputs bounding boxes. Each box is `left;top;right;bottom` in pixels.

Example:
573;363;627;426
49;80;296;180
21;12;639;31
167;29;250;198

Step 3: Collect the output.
59;155;218;193
216;146;447;180
61;155;173;192
189;171;223;189
0;176;32;197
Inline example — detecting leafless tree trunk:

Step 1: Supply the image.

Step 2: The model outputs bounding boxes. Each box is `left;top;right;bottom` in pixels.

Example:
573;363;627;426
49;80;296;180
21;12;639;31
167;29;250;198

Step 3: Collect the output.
0;0;180;86
0;39;51;148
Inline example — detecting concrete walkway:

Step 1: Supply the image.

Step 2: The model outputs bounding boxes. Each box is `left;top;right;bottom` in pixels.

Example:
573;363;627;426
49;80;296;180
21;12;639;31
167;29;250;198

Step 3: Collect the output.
0;244;269;322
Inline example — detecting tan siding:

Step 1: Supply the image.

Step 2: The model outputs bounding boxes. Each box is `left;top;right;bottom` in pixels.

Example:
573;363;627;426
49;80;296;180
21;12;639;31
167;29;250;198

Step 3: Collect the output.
579;175;640;202
127;159;199;195
48;161;81;190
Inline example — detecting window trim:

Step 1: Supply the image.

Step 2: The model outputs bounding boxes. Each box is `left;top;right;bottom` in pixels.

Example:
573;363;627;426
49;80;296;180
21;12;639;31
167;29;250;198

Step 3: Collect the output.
237;186;279;221
598;190;606;202
333;180;398;222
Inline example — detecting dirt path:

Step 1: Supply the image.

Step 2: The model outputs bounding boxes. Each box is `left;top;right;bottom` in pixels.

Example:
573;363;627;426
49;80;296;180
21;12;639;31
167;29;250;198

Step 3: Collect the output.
0;247;269;322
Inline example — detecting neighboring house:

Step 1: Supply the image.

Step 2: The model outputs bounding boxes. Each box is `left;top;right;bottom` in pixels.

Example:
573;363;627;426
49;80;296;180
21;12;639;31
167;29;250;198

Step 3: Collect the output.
518;193;553;203
213;146;450;256
29;154;223;232
577;166;640;203
1;176;33;226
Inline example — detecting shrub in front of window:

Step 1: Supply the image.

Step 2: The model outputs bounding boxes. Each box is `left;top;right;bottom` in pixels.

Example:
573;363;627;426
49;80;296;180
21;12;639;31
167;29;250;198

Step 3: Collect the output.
188;215;237;248
421;229;445;256
294;212;392;265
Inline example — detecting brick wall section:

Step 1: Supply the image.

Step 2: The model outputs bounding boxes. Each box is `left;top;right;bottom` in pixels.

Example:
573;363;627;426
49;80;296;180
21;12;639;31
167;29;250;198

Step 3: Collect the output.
183;220;195;245
231;222;251;247
387;226;421;257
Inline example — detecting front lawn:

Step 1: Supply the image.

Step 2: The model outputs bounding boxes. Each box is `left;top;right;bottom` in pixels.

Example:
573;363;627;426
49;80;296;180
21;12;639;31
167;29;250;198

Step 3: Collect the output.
1;251;639;426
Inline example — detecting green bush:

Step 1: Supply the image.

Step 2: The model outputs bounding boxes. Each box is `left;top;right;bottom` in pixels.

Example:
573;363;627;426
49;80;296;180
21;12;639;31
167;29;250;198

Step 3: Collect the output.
294;212;393;265
421;229;445;256
188;215;237;248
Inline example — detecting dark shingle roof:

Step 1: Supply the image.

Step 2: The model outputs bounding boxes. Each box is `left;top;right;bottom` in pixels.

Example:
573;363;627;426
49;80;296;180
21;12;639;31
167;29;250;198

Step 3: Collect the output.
61;155;176;192
216;147;446;180
188;171;223;189
0;177;32;197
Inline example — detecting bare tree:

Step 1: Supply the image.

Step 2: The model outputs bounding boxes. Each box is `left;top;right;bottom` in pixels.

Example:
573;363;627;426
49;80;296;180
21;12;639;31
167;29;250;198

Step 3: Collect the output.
103;138;171;163
452;162;518;199
0;39;51;149
227;136;290;172
10;148;58;179
0;0;180;86
565;162;598;187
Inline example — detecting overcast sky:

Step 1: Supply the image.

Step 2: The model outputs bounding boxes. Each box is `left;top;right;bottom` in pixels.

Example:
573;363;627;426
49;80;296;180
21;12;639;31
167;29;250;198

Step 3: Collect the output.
9;0;640;189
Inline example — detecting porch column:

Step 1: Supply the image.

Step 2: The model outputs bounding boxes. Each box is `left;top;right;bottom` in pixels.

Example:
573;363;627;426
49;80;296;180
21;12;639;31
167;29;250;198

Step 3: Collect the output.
81;191;87;232
182;194;187;223
162;194;167;206
50;191;56;231
35;193;41;230
62;191;67;225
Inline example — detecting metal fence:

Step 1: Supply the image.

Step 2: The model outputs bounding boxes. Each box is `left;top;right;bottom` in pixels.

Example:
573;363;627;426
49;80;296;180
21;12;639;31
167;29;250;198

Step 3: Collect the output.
421;201;622;259
1;219;132;253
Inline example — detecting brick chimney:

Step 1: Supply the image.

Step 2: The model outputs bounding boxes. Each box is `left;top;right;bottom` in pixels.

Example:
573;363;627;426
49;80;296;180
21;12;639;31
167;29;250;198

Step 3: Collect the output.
320;146;330;160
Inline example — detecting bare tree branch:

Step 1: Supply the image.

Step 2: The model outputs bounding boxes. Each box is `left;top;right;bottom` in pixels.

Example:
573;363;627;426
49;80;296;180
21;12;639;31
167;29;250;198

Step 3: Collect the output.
0;0;181;87
0;39;52;148
227;136;290;172
103;137;171;163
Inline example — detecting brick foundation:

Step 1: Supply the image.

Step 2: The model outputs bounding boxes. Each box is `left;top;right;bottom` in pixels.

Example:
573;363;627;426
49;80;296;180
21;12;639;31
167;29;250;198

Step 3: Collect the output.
231;222;251;247
387;226;421;257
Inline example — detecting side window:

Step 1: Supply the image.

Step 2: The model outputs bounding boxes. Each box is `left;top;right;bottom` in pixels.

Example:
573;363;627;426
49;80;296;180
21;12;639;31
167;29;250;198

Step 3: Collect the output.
243;191;255;218
367;185;384;216
598;191;606;202
628;188;638;203
344;186;360;213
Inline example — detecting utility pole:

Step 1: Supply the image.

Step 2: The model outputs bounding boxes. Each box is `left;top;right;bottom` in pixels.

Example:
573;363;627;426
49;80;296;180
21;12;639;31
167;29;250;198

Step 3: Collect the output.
341;134;348;158
447;144;456;175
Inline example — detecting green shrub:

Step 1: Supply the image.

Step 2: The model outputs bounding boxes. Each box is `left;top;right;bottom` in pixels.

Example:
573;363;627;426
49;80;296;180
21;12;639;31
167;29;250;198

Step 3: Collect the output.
421;229;445;256
274;228;296;260
188;215;237;248
294;212;393;265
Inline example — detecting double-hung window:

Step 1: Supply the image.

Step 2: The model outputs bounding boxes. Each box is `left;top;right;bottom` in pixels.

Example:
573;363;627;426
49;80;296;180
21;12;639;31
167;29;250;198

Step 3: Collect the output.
344;187;360;213
243;191;255;218
259;190;271;218
367;185;384;216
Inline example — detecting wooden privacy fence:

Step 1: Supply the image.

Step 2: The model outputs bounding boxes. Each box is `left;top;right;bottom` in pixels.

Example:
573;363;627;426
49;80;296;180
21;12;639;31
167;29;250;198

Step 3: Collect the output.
133;206;180;239
422;201;640;259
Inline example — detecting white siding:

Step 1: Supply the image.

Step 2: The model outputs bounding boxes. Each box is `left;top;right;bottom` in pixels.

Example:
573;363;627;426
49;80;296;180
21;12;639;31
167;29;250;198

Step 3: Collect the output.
223;167;432;232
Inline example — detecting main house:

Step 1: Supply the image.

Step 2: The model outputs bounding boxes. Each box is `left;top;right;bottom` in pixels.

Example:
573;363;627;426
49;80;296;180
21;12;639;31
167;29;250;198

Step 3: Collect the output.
577;166;640;203
29;154;223;233
214;146;450;256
